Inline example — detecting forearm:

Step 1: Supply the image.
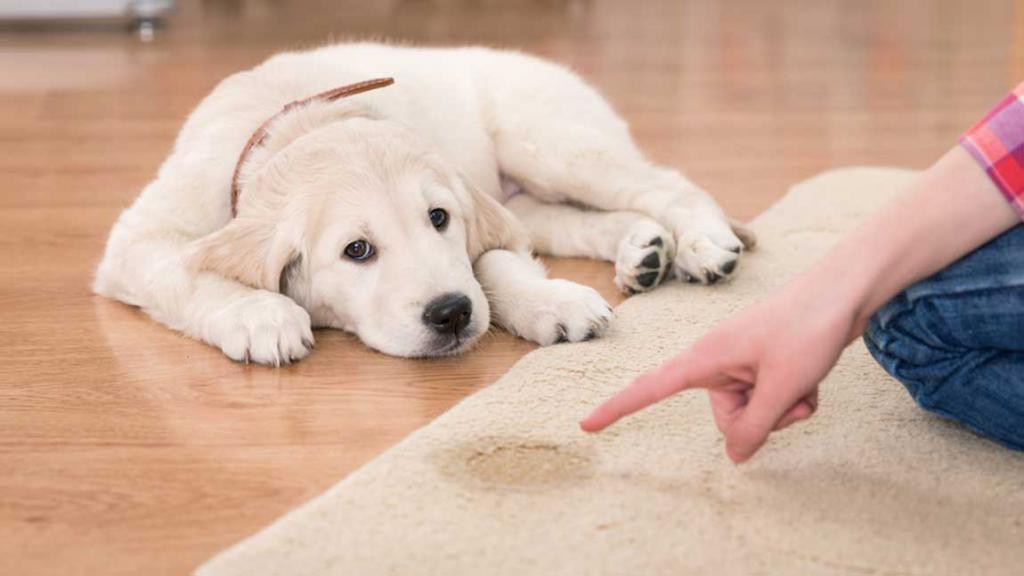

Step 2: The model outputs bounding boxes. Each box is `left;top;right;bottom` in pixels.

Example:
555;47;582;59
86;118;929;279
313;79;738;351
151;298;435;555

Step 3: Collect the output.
796;146;1019;338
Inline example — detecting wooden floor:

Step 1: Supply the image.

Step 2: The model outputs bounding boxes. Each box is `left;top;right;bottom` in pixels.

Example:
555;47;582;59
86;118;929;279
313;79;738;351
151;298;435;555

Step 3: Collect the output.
2;1;1022;574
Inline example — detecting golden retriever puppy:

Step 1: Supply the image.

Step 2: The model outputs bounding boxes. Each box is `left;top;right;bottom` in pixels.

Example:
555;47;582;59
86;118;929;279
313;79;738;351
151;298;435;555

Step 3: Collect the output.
94;43;753;364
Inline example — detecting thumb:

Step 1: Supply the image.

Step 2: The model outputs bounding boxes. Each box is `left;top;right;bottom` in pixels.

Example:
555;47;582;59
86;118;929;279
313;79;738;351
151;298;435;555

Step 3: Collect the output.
722;371;800;463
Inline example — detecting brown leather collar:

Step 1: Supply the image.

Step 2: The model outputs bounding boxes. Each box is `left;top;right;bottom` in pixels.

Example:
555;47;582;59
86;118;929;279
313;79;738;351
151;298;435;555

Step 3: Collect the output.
229;77;395;217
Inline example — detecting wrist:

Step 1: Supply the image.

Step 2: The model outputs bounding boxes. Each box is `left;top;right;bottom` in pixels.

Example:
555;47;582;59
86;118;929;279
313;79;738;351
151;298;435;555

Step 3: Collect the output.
787;239;882;340
788;160;950;338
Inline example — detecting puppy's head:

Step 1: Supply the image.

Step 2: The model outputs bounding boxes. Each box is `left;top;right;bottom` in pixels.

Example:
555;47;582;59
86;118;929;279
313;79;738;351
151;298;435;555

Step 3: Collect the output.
192;108;526;357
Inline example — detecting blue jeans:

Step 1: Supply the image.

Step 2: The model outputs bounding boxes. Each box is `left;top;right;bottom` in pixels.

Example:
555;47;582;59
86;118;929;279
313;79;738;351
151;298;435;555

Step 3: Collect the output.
863;224;1024;450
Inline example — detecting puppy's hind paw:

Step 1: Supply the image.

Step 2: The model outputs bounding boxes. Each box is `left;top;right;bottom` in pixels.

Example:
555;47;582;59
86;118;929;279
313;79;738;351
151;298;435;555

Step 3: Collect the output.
615;219;674;295
671;212;748;285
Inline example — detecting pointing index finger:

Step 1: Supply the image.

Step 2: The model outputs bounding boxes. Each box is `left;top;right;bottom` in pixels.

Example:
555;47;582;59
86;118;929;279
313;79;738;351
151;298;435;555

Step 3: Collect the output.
580;350;712;432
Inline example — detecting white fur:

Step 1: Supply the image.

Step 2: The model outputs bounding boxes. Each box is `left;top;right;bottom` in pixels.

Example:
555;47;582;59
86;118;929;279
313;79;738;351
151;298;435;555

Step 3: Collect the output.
94;43;750;363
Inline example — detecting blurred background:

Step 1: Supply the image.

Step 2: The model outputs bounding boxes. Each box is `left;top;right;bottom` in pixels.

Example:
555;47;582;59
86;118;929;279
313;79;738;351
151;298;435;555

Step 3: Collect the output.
4;0;1023;217
2;2;1023;575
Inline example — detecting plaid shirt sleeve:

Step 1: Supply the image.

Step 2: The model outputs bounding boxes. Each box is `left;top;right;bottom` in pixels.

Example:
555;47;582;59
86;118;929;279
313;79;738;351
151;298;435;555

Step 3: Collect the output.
959;83;1024;220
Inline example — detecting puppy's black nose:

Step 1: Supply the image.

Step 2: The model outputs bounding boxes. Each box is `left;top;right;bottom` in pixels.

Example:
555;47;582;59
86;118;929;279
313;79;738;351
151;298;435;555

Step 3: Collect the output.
423;293;473;335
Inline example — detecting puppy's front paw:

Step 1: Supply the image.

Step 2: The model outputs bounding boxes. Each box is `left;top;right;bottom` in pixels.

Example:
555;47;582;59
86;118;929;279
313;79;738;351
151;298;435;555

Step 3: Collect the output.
615;219;674;295
207;292;314;365
505;279;612;346
671;211;748;285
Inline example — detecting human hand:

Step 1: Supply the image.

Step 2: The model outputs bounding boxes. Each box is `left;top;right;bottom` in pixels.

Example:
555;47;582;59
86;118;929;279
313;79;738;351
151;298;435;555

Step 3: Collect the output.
582;146;1022;462
580;279;860;462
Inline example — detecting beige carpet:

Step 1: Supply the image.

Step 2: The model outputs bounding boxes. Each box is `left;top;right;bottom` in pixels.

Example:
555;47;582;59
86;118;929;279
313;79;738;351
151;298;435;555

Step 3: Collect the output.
196;168;1024;576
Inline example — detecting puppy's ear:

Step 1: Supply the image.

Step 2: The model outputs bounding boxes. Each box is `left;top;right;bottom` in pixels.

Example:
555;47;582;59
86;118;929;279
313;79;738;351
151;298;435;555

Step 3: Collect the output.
457;176;529;260
189;218;301;293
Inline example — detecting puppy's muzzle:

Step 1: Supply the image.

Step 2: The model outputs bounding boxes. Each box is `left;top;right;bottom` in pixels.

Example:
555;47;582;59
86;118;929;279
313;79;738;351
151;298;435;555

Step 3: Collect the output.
422;292;473;336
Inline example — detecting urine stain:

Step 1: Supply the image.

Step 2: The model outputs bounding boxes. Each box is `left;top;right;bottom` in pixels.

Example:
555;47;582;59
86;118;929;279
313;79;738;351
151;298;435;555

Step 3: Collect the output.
436;437;595;491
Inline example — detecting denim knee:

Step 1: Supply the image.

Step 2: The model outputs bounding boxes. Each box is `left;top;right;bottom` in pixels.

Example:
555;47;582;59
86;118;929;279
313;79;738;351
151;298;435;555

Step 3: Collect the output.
863;294;973;409
864;296;1024;450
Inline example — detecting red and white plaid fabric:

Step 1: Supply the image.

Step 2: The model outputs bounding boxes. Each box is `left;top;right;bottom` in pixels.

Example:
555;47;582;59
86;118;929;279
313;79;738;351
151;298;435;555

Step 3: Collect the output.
959;83;1024;220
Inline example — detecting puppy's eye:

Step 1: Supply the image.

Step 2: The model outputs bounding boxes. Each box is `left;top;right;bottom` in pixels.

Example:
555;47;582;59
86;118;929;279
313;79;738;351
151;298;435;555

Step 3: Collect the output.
429;208;449;231
343;240;374;262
